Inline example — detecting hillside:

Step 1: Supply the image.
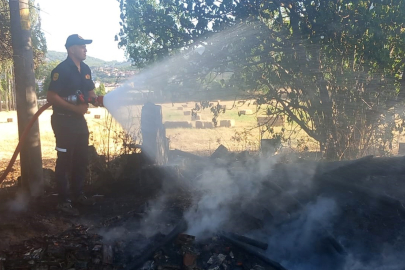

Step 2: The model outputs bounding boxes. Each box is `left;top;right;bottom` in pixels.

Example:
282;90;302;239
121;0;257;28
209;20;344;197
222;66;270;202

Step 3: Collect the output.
46;50;132;68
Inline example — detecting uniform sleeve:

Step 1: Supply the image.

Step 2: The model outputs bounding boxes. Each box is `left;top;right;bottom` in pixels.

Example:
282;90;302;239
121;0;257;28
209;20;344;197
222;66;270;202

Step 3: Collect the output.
48;67;64;94
84;67;96;91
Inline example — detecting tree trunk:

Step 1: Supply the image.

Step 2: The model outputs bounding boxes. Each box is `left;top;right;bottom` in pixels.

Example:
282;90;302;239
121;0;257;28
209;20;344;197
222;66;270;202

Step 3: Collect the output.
9;0;44;196
8;79;12;111
5;84;9;111
12;76;16;110
289;4;338;160
317;52;338;160
10;67;16;110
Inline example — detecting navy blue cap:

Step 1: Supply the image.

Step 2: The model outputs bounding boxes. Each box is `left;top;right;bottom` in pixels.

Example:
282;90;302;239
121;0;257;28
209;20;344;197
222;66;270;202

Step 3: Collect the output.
65;34;92;49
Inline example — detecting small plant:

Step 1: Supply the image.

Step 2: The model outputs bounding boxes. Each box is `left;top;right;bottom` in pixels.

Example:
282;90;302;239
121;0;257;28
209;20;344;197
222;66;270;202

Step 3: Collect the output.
89;109;141;182
231;129;259;152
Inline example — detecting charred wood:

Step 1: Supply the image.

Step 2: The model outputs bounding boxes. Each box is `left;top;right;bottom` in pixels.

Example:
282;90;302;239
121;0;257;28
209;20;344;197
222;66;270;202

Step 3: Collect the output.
169;149;207;162
313;155;405;217
260;178;346;256
219;233;288;270
316;155;405;179
221;231;268;250
319;174;405;218
315;155;374;177
211;145;230;160
127;219;188;270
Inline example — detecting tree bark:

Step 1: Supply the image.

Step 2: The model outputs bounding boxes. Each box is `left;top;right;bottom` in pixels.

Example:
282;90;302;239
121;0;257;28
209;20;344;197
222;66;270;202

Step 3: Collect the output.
9;0;43;196
5;81;9;111
9;66;16;110
8;77;12;111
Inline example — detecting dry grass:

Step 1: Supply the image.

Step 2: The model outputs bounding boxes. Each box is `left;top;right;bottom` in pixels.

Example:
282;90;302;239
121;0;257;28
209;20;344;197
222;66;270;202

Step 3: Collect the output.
0;107;117;185
0;100;320;185
0;107;111;163
0;101;320;161
3;99;405;188
160;101;319;154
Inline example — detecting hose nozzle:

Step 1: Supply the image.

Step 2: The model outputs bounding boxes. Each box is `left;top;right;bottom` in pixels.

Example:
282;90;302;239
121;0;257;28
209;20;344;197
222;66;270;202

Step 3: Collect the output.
63;91;104;107
95;95;104;107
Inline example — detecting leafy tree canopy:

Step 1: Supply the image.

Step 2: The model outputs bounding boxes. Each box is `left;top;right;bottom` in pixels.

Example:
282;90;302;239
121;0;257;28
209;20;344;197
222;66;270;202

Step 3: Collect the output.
117;0;405;160
0;0;47;66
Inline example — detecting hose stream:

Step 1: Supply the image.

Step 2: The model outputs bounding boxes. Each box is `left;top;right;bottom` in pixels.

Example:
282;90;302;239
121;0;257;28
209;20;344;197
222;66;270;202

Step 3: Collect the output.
0;103;52;185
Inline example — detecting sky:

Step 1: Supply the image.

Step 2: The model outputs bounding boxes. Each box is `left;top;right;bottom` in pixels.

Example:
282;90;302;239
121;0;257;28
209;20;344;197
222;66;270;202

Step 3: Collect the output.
36;0;126;62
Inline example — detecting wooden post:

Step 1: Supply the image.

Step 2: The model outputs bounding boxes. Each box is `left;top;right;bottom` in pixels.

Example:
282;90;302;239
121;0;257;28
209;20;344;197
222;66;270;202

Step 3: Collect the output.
141;102;168;165
9;0;43;196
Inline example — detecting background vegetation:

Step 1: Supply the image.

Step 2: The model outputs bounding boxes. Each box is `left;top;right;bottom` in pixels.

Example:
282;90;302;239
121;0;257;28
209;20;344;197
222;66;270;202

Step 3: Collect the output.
1;0;405;161
116;0;405;160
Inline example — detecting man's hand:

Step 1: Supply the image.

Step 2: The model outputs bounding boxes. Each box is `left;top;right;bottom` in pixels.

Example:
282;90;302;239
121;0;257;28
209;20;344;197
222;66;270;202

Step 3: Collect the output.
73;103;89;115
48;90;92;114
47;91;87;114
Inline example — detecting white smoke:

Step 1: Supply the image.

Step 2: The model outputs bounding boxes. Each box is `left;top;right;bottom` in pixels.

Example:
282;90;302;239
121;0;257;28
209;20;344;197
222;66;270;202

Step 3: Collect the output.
265;196;341;270
137;194;174;237
7;191;29;212
344;246;405;270
183;154;319;237
184;167;237;236
98;226;128;244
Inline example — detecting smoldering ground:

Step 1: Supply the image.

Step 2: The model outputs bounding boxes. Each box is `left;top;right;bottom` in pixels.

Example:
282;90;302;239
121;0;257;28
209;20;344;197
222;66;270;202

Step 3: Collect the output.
183;155;405;270
97;153;405;270
6;191;30;212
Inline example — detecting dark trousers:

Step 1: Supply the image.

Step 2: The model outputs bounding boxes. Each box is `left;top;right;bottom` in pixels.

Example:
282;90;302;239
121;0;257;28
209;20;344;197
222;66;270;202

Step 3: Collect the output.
51;114;89;202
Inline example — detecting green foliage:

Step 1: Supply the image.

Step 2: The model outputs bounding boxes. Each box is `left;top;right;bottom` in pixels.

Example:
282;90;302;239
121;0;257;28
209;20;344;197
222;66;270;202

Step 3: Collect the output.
1;0;47;104
43;51;136;85
0;0;12;62
35;60;59;97
45;51;67;63
116;0;273;67
95;83;106;96
0;0;47;65
30;1;47;68
0;60;14;110
45;50;132;68
118;0;405;160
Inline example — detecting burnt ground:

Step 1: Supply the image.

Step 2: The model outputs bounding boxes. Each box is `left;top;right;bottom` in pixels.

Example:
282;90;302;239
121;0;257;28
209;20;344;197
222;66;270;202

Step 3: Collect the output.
0;149;188;248
1;151;405;270
0;178;158;250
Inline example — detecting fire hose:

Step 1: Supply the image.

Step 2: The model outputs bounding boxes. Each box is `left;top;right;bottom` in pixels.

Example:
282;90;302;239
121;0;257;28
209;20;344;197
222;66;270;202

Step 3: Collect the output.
0;91;104;185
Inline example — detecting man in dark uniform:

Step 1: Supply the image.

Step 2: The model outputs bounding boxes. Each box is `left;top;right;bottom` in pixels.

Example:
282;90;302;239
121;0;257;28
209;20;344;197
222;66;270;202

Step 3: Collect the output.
47;34;97;214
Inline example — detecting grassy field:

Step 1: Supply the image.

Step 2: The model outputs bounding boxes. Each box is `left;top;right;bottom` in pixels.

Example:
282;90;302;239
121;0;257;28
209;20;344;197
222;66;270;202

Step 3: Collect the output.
0;100;321;185
0;107;110;165
160;100;319;154
0;100;318;158
0;107;123;186
2;98;404;188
